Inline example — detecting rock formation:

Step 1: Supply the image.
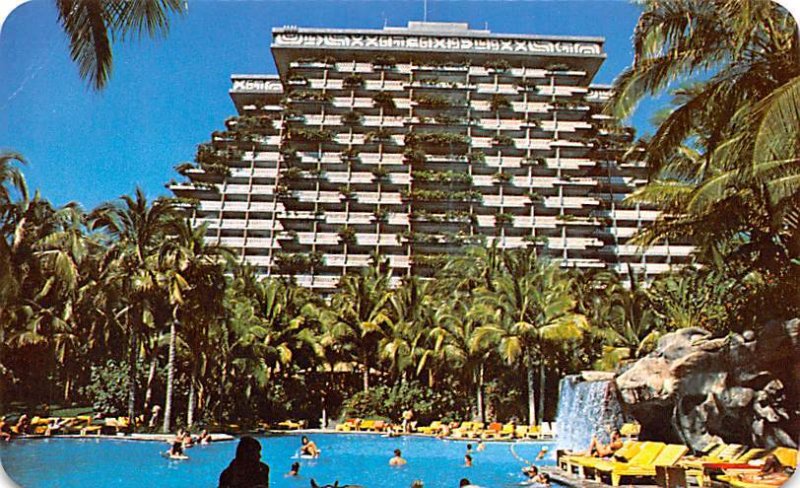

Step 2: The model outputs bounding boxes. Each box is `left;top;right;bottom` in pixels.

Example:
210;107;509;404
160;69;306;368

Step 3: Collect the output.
615;319;800;450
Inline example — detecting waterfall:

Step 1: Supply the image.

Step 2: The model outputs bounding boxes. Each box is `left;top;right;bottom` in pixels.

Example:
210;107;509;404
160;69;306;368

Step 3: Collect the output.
555;374;628;452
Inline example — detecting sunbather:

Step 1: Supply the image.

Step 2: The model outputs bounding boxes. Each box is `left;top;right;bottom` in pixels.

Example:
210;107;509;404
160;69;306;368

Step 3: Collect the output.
732;454;792;486
582;429;622;457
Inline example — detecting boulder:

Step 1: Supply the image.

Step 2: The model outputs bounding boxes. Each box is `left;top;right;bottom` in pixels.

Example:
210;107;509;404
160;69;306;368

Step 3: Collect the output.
614;319;800;450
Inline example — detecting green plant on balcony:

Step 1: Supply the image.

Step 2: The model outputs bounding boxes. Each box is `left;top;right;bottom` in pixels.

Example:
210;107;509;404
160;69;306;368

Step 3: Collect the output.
288;127;335;143
413;170;472;185
308;167;324;177
555;214;577;222
280;167;305;181
523;234;549;245
338;186;355;200
522;156;547;167
434;114;464;124
484;59;511;72
417;115;430;124
492;171;513;184
373;207;389;222
495;212;514;226
468;151;486;164
403;148;427;167
489;94;512;112
284;110;305;123
417;77;440;86
200;163;231;177
492;134;515;146
294;56;335;66
338;226;357;244
526;190;544;202
524;117;541;128
373;55;396;68
372;91;396;110
401;189;482;202
287;90;333;103
562;174;574;182
340;147;360;162
227;115;275;135
274;251;322;275
371;166;390;180
405;131;470;147
275;184;291;199
174;162;196;176
280;145;300;163
343;74;364;88
516;79;539;90
546;63;570;72
415;94;454;109
341;111;364;126
413;255;449;268
365;128;393;143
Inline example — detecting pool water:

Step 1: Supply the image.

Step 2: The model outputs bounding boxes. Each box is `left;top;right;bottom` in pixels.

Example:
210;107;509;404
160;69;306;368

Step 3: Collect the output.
0;434;557;488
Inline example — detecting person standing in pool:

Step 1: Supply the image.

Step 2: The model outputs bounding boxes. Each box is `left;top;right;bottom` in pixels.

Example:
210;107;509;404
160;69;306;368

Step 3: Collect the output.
390;449;407;466
286;462;300;477
219;436;270;488
300;435;320;457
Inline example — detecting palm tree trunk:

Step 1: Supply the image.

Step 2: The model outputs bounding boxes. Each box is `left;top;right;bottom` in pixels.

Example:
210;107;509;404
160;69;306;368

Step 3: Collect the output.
143;352;158;414
362;366;369;393
187;375;196;428
538;361;546;424
162;319;177;433
477;363;485;422
526;350;537;426
127;309;138;426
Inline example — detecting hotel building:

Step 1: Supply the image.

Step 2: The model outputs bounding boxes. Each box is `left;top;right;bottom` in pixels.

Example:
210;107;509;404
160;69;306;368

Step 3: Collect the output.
169;22;692;290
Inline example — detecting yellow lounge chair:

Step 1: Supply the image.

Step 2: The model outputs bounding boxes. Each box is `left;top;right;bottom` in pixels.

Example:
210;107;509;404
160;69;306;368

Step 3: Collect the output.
690;448;769;486
771;447;798;468
515;425;529;439
358;419;375;431
417;421;442;435
498;423;516;439
589;442;665;481
277;420;304;430
526;425;541;439
466;422;485;438
560;440;641;476
451;422;473;439
335;419;360;432
596;443;688;487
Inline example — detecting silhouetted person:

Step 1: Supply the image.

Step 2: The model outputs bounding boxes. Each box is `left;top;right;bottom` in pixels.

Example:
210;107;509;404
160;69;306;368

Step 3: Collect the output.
219;436;270;488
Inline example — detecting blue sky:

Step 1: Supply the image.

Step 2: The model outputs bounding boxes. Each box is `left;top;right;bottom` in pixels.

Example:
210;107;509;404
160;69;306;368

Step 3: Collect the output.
0;0;651;209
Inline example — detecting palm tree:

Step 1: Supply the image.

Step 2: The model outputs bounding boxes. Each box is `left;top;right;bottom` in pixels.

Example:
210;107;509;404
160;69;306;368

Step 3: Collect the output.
475;249;588;425
55;0;185;90
381;277;433;383
611;0;800;274
324;264;393;392
430;299;495;421
158;220;229;430
90;188;181;425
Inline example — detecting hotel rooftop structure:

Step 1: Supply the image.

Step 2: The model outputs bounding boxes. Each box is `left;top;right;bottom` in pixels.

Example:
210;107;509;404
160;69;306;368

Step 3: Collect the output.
169;22;693;290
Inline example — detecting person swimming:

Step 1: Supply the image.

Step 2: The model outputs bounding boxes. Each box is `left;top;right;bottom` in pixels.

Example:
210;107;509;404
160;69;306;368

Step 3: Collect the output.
464;454;473;467
166;440;188;460
476;440;485;452
287;461;300;476
390;449;407;466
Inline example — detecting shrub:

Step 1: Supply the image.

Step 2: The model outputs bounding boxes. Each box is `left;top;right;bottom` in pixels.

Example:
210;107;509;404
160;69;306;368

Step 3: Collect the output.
403;148;427;166
492;172;513;184
489;94;512;112
492;134;515;146
338;226;357;244
415;94;454;109
341;111;363;125
484;59;511;72
342;381;470;424
372;92;396;110
82;360;140;416
342;74;364;88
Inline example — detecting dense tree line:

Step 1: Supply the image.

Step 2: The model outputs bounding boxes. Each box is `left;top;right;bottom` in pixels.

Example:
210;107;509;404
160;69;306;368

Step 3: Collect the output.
2;149;796;431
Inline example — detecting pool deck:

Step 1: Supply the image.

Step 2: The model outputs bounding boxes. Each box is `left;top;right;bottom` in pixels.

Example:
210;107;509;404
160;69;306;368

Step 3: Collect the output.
542;466;661;488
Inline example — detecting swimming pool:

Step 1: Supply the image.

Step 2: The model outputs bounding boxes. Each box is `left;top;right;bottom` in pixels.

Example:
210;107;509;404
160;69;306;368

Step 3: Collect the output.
0;434;557;488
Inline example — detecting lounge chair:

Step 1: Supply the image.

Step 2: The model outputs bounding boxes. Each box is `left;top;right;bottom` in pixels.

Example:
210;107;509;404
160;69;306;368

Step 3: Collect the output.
526;425;541;439
335;418;360;432
483;422;503;439
540;422;554;439
466;422;485;438
358;419;375;431
417;421;442;435
497;423;516;439
371;420;387;432
560;440;641;477
451;422;475;439
595;443;688;487
689;448;769;486
276;420;305;430
515;425;529;439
